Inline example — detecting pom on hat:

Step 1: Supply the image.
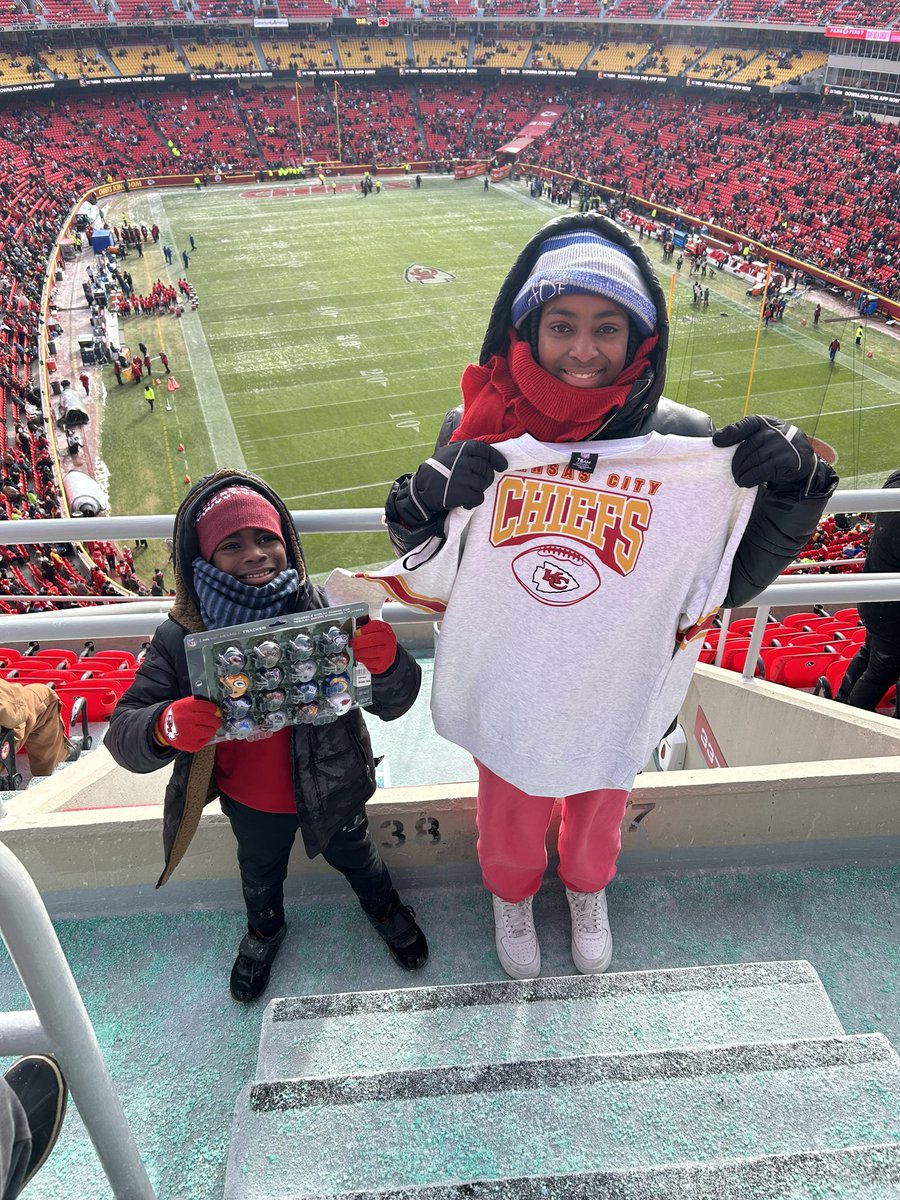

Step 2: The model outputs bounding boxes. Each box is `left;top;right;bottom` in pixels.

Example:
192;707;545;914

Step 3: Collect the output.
510;231;657;337
196;485;285;560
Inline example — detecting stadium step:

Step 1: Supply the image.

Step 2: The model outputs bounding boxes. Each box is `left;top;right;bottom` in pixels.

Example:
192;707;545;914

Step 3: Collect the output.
226;1032;900;1199
255;959;844;1081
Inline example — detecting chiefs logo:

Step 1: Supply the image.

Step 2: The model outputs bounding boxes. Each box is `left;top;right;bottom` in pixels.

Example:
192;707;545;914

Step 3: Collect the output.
511;542;600;607
404;265;456;285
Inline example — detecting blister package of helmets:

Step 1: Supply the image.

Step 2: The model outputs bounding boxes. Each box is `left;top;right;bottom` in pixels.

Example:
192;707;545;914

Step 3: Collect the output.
183;603;372;742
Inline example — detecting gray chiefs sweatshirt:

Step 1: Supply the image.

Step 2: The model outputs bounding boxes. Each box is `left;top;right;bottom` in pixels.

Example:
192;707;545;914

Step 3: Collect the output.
327;433;756;796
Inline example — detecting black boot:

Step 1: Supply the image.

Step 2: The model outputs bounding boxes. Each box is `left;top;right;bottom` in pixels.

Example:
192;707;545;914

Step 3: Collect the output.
368;891;428;970
230;924;286;1003
3;1056;68;1193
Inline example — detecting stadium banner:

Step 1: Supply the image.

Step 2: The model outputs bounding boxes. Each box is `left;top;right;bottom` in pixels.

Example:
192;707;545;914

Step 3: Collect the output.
398;67;479;75
500;68;577;78
298;68;379;77
490;165;512;182
253;15;289;24
824;84;900;105
685;79;758;94
79;76;167;87
825;24;900;40
190;71;273;81
595;72;669;84
454;163;486;180
0;81;54;94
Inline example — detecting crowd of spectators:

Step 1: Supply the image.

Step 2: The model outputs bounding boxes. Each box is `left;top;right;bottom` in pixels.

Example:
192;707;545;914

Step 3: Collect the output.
793;514;872;574
0;76;896;613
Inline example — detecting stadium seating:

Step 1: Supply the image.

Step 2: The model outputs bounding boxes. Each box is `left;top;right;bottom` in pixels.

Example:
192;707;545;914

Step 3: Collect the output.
259;37;337;71
473;38;531;68
335;36;407;69
529;40;592;70
333;83;421;164
180;39;261;72
730;47;826;87
585;42;651;74
106;42;187;76
0;48;48;84
411;37;469;68
642;44;706;77
685;47;754;80
38;47;115;79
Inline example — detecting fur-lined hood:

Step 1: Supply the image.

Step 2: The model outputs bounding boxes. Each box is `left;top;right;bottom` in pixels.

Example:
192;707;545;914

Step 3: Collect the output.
478;212;670;439
168;468;310;633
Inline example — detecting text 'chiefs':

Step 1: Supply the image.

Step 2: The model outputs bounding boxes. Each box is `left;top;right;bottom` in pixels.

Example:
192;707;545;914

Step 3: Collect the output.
490;475;652;576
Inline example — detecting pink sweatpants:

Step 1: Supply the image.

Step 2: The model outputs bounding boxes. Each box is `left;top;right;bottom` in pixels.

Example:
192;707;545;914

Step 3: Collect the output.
475;760;630;903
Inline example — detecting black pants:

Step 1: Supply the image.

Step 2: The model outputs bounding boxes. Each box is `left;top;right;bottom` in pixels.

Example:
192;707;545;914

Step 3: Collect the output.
220;796;393;936
836;632;900;711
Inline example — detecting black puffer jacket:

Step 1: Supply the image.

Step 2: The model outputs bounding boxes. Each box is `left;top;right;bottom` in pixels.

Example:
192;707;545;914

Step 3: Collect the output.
386;212;837;608
859;468;900;652
106;469;421;886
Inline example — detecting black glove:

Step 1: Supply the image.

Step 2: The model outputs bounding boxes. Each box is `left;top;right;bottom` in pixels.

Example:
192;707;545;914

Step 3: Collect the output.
712;415;817;494
406;441;508;521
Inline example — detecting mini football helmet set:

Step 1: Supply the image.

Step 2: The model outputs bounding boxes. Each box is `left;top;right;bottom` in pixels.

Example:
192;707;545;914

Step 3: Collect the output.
184;603;371;742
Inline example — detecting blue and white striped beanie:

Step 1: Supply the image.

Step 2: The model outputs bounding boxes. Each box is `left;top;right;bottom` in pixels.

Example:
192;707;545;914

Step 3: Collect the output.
510;231;657;337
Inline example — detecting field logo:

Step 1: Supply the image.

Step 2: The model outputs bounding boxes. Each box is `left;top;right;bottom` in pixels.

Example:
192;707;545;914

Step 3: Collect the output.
404;265;456;285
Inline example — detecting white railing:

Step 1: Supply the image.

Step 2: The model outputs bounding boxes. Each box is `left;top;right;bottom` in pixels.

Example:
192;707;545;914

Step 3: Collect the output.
1;491;898;655
0;841;156;1199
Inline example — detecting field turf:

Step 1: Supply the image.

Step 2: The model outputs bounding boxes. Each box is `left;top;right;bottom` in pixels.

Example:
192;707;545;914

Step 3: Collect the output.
100;178;900;578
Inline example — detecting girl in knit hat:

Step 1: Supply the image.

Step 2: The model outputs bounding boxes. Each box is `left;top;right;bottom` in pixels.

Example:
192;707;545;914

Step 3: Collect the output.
381;213;837;980
107;469;427;1003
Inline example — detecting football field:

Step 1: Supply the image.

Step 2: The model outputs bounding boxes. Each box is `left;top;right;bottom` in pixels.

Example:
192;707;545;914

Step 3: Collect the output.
100;178;900;578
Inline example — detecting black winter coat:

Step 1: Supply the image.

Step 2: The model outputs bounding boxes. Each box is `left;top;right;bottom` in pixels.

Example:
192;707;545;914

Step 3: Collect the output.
859;469;900;652
386;213;837;608
105;469;421;886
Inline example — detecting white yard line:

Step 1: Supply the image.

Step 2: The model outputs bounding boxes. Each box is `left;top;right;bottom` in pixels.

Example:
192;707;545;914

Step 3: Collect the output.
281;478;398;503
145;192;247;470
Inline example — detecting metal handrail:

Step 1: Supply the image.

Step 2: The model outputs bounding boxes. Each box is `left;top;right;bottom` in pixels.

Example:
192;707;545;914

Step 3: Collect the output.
0;841;155;1199
1;486;899;548
2;492;898;648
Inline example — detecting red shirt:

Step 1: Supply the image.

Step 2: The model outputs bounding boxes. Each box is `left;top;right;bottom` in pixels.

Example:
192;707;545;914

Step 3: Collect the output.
214;728;296;813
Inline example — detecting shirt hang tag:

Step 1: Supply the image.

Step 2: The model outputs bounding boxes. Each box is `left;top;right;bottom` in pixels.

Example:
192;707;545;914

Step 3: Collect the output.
567;452;599;476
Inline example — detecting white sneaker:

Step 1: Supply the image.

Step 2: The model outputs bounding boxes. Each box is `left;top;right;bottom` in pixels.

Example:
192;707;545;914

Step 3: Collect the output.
566;887;613;974
491;894;541;979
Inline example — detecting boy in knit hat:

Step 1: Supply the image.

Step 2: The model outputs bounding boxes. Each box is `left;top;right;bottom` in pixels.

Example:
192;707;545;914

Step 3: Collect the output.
377;214;837;981
107;470;427;1002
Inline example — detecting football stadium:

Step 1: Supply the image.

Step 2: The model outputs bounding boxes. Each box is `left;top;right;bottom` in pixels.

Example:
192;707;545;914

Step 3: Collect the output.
0;6;899;1198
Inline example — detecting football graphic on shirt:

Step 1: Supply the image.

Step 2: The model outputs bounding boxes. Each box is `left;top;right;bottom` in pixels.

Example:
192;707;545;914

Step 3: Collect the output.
511;542;601;607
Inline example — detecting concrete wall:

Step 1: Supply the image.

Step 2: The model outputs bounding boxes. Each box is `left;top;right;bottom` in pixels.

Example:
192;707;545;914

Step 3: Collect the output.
2;733;898;917
679;664;900;771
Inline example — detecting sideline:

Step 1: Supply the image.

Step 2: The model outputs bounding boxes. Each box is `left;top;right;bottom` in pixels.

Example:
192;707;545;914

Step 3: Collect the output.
142;190;247;469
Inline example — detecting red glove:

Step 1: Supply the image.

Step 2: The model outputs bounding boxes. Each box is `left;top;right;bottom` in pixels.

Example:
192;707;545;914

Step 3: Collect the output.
351;620;398;675
156;697;221;752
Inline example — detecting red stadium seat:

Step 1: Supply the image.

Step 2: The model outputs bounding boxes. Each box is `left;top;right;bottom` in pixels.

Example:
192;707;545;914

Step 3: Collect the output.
767;651;840;690
774;632;833;651
83;650;138;669
2;668;85;688
780;612;823;631
832;608;861;624
24;648;79;667
56;685;119;721
833;627;866;646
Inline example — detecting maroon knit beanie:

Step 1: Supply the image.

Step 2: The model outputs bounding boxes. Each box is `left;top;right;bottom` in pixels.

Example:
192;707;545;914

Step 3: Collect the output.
195;485;285;561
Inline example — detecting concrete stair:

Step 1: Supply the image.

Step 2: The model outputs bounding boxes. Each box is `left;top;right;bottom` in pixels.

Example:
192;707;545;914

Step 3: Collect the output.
225;962;900;1199
256;960;842;1080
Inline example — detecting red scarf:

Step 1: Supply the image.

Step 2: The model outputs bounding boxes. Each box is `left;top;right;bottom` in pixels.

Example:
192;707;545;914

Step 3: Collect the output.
451;333;658;445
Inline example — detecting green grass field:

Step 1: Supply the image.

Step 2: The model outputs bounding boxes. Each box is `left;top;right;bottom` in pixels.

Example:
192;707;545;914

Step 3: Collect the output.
99;177;900;578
